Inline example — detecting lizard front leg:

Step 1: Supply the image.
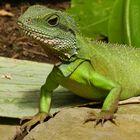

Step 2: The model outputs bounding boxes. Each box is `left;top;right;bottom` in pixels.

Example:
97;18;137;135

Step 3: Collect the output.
21;68;59;132
86;71;121;126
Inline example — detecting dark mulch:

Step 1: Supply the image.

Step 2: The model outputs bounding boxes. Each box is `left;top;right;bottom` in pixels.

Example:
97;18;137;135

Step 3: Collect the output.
0;0;70;63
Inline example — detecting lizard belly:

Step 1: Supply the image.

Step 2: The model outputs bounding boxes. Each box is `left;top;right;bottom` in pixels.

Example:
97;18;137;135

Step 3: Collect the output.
57;61;108;100
61;78;108;100
120;88;140;100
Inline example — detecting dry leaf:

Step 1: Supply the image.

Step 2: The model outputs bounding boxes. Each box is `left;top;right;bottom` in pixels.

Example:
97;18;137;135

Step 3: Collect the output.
1;73;12;80
0;9;14;17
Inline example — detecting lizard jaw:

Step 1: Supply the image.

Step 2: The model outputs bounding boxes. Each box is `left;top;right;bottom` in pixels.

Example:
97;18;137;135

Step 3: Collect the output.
20;27;61;46
17;21;78;63
18;22;62;64
17;21;61;47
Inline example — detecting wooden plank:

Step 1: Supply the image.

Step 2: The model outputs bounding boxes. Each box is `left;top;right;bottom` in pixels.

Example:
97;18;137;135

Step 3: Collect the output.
0;57;89;118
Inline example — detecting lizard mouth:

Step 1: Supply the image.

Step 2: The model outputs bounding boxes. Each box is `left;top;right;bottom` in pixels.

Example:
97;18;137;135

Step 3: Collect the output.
18;25;60;46
18;22;62;64
17;20;61;46
17;21;77;63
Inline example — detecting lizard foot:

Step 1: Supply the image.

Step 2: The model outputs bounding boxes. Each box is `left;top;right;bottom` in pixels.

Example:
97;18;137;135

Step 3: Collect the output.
20;112;52;132
85;111;116;127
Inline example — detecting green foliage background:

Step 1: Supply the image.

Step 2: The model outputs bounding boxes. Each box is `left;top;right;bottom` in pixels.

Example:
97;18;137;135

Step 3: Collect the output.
68;0;140;47
68;0;115;38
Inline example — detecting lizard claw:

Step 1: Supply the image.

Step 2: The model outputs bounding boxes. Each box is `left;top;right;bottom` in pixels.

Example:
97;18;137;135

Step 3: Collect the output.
20;112;52;132
20;116;33;125
85;110;116;127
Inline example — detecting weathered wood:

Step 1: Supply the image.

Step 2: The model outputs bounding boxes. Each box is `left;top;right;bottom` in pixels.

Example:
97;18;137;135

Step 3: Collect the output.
0;57;89;118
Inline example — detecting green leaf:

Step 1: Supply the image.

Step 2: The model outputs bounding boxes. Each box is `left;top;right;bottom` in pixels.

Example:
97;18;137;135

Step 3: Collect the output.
68;0;115;38
108;0;140;47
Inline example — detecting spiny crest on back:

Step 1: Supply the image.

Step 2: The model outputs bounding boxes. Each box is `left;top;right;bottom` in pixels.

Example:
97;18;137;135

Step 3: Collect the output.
92;41;140;54
92;40;137;50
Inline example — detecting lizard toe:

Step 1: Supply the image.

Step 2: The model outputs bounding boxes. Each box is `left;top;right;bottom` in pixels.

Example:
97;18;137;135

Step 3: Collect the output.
20;112;51;132
84;110;116;127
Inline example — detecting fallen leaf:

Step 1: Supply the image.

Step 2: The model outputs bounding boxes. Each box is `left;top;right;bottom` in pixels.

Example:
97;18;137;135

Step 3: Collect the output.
0;9;14;17
1;73;12;80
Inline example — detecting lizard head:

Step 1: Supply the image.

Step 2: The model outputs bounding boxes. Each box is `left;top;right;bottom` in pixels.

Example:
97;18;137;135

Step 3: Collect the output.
17;5;78;64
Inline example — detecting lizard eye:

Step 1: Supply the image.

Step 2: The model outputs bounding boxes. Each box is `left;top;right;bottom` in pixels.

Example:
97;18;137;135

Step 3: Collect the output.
47;15;59;26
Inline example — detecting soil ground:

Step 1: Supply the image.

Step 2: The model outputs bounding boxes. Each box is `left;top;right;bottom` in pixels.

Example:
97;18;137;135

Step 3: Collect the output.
0;0;69;63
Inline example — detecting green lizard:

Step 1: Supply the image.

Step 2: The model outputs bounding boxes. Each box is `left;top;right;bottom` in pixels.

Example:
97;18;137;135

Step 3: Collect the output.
17;5;140;131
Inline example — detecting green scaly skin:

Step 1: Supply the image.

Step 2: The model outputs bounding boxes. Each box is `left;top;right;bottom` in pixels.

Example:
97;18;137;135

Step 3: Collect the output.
17;5;140;131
